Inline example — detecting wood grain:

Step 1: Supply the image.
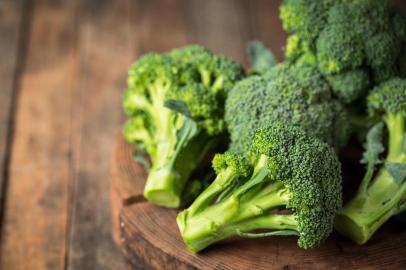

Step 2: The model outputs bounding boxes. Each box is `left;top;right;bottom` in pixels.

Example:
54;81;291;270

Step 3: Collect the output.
181;0;250;65
138;0;189;52
0;0;77;268
245;0;286;61
66;0;135;269
0;0;26;226
112;134;406;270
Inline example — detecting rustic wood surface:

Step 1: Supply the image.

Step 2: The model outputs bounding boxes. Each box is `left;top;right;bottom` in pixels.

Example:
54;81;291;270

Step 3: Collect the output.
0;0;406;269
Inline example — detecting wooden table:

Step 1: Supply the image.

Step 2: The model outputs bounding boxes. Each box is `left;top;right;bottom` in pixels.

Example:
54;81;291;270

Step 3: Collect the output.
0;0;405;269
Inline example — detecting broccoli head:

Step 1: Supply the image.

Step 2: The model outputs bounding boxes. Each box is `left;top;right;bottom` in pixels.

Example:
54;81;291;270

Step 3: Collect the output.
335;78;406;244
225;63;350;153
177;122;342;252
280;0;406;104
123;45;244;207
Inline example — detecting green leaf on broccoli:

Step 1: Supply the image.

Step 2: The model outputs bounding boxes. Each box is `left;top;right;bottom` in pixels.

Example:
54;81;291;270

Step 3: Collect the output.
361;122;385;166
165;99;192;118
386;162;406;185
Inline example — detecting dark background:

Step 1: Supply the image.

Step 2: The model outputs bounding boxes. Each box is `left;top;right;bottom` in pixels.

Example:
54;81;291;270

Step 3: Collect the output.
0;0;405;269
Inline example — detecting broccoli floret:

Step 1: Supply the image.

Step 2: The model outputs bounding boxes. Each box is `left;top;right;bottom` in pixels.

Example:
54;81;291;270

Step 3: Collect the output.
123;45;244;208
177;123;342;252
170;45;244;99
324;69;369;104
285;34;317;65
225;63;350;153
279;0;328;43
280;0;406;104
246;41;278;74
335;78;406;244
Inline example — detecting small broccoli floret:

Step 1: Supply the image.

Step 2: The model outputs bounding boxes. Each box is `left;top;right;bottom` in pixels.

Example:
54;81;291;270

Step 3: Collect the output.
246;41;278;74
123;45;244;208
325;69;369;104
280;0;406;104
177;123;342;252
285;35;317;65
225;63;350;153
316;23;364;75
165;82;224;135
335;78;406;244
170;45;245;99
279;0;327;43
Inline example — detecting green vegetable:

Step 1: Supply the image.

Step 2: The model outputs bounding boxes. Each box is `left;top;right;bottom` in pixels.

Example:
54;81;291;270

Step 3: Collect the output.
177;123;342;252
123;45;244;207
225;63;350;154
246;41;277;74
280;0;406;104
335;78;406;244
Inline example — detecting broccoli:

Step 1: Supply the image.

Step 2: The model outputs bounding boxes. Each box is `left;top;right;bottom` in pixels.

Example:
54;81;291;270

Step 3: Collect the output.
246;40;278;74
280;0;406;104
177;123;342;252
123;45;244;207
225;63;350;153
334;78;406;244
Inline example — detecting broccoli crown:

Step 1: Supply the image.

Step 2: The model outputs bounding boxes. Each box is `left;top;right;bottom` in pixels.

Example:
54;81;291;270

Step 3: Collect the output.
368;78;406;117
177;123;342;251
123;45;244;207
212;152;251;177
251;124;342;248
125;45;244;135
124;45;245;149
325;69;369;104
225;63;350;153
169;45;245;97
280;0;406;103
165;82;224;135
125;53;175;96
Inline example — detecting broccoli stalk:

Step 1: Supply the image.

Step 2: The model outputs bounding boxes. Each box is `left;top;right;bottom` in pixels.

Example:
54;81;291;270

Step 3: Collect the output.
177;123;342;252
123;46;244;207
178;155;295;253
144;115;215;207
335;78;406;244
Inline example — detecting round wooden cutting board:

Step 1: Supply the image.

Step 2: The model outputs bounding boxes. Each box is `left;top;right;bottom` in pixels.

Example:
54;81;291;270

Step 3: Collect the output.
110;134;406;270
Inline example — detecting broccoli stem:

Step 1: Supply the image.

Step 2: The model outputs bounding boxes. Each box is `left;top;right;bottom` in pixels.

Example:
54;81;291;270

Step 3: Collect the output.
335;171;406;244
385;112;405;161
177;199;296;253
177;164;293;252
144;120;215;208
143;81;213;207
187;167;238;216
335;112;406;244
144;138;183;207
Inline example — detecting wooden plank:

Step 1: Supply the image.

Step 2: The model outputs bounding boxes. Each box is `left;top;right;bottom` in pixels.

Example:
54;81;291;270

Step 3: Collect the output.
137;0;189;52
110;134;146;245
0;0;25;222
0;0;77;269
181;0;250;65
66;0;136;269
68;0;195;268
245;0;286;61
